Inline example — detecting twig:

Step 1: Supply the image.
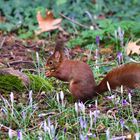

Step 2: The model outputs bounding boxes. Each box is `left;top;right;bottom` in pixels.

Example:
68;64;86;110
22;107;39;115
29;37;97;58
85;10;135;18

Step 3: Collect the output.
60;13;89;29
0;37;6;49
0;123;17;135
21;68;38;73
27;122;42;131
8;60;34;65
111;136;126;140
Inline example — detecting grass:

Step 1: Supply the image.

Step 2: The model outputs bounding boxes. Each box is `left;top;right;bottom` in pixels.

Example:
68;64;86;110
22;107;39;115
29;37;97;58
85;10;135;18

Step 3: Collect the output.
0;64;140;139
0;1;140;139
0;34;140;140
0;34;140;139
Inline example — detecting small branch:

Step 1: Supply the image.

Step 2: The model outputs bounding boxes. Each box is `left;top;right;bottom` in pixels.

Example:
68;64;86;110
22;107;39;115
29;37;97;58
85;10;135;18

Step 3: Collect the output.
0;123;17;136
8;60;34;66
111;136;126;140
21;68;38;73
135;38;140;43
0;37;6;49
60;13;89;29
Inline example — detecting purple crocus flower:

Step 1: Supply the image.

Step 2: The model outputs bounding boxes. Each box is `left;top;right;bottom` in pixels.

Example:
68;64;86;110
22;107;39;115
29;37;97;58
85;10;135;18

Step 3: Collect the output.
79;116;87;129
22;111;26;120
79;116;84;129
78;102;85;114
122;99;129;106
120;119;124;127
107;95;116;100
117;52;123;64
75;102;78;113
8;129;13;139
118;26;124;47
106;128;110;140
29;90;33;107
132;118;138;125
96;36;100;46
85;135;89;140
43;120;47;132
93;133;96;138
17;130;22;140
80;134;85;140
10;92;14;115
135;133;140;140
128;92;132;103
64;128;67;133
117;52;122;58
10;92;14;104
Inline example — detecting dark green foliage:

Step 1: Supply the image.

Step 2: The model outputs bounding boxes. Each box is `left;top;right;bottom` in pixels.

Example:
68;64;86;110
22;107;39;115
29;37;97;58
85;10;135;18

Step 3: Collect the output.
0;0;52;38
67;20;140;48
1;0;140;38
104;0;140;21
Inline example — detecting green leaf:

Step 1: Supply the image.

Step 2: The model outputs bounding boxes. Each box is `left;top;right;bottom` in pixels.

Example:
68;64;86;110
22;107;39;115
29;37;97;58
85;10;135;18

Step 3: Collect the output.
56;0;67;6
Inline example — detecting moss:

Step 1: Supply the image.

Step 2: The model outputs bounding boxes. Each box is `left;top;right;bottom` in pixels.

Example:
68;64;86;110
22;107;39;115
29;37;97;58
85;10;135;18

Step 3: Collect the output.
0;75;25;92
27;74;53;92
0;74;53;93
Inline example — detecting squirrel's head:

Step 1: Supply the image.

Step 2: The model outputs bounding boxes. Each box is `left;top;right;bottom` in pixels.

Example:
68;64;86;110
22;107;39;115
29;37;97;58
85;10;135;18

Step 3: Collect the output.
46;41;64;77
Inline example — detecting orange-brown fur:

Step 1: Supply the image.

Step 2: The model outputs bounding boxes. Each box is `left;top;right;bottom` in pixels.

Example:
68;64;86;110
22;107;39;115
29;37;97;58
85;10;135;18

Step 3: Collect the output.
46;58;96;101
96;63;140;93
46;44;140;101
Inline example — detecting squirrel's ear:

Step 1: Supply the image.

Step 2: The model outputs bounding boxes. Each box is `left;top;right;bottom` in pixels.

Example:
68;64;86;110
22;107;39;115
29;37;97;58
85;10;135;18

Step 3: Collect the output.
54;51;61;61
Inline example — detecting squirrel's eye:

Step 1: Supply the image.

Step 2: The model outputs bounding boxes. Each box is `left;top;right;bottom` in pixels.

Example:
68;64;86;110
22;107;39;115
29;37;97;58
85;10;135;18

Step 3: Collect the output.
49;61;53;65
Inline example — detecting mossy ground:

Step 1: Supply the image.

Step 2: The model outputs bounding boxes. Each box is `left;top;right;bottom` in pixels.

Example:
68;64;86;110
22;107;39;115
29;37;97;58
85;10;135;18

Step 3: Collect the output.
0;75;25;93
0;74;53;93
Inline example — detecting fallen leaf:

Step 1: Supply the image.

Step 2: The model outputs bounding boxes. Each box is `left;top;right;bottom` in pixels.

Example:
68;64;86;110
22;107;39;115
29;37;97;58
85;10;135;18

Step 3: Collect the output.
96;123;106;132
100;48;113;55
0;15;5;23
126;39;140;55
35;10;62;35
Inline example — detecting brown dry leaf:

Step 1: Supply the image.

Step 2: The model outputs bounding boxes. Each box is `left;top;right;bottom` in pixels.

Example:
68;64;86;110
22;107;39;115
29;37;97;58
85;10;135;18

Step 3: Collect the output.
35;10;62;35
100;48;113;55
0;15;5;23
126;39;140;55
96;123;106;132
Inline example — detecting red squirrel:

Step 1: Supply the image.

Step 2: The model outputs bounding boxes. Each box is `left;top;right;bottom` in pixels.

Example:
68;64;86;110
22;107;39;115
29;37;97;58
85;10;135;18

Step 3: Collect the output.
46;42;140;101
